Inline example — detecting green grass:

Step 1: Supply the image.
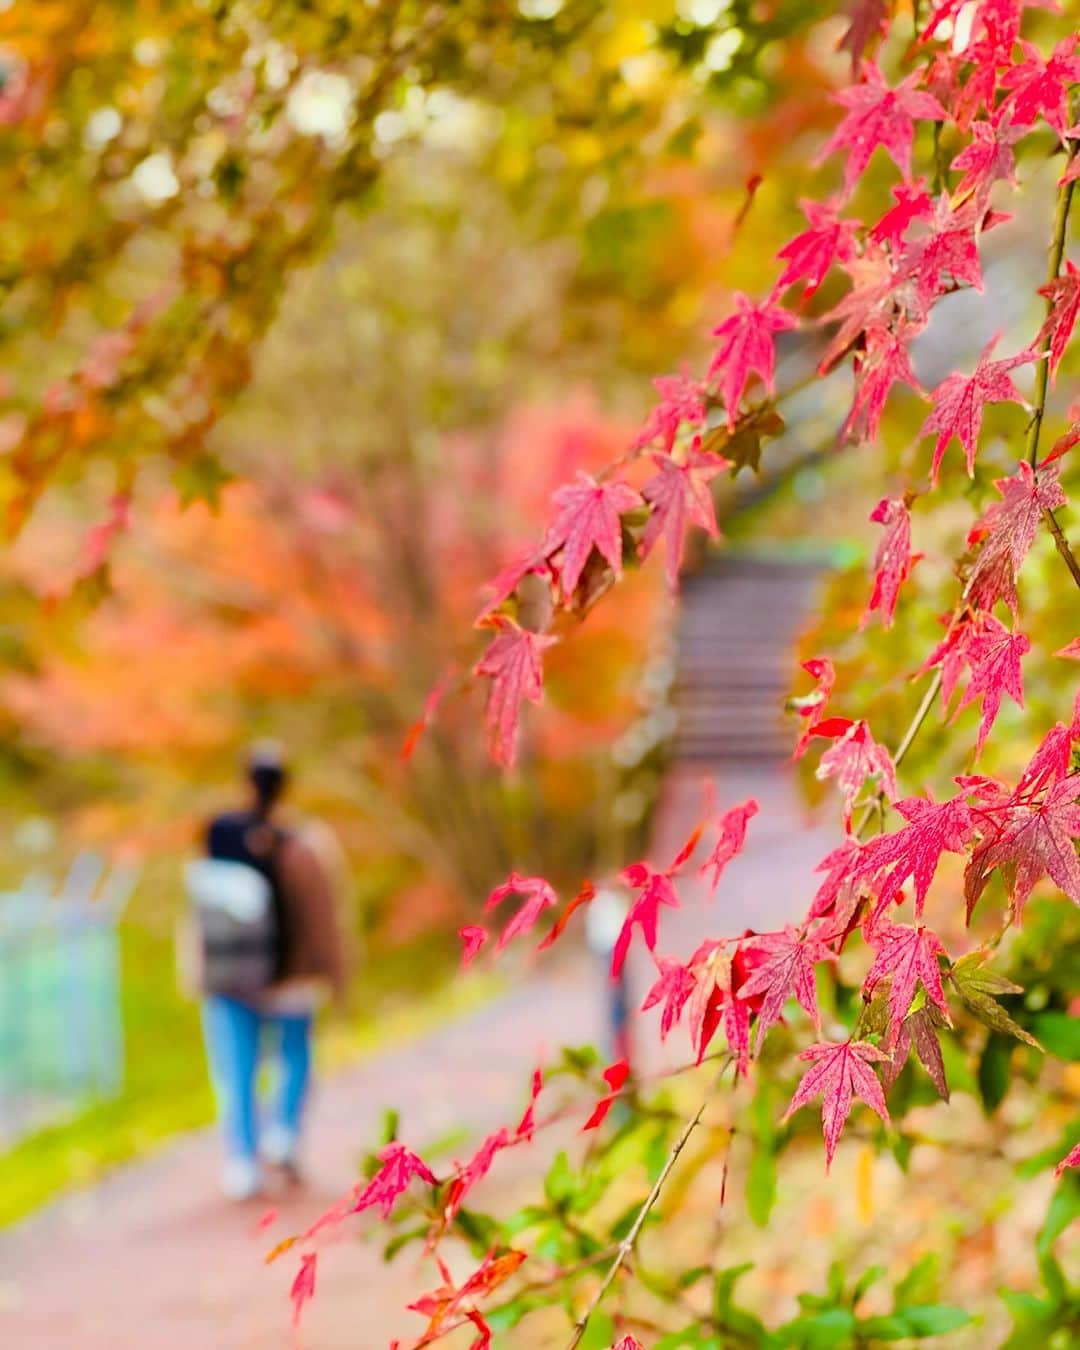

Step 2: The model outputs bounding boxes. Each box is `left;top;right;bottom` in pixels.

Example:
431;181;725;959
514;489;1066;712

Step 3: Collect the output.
0;917;502;1229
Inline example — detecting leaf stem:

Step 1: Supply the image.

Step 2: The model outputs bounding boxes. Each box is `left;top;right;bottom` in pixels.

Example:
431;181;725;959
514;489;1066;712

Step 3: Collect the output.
566;1095;712;1350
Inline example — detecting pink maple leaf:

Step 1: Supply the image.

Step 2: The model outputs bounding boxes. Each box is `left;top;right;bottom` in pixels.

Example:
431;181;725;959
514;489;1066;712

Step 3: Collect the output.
920;335;1032;481
900;196;995;311
1037;261;1080;383
869;178;933;248
639;449;725;586
699;796;759;894
792;656;837;758
708;293;797;428
459;925;488;968
735;925;834;1050
950;116;1024;205
1000;37;1080;138
840;324;923;446
966;460;1066;614
954;617;1029;755
857;791;975;917
475;553;549;624
612;1338;645;1350
864;495;919;628
444;1129;513;1221
883;1004;950;1100
684;938;767;1073
632;372;707;453
783;1039;890;1169
814;717;899;828
290;1252;317;1330
612;861;681;976
815;62;947;198
485;872;558;953
864;921;950;1045
353;1143;438;1220
1055;1138;1080;1176
474;618;556;767
641;955;697;1039
542;472;643;599
837;0;890;74
965;772;1080;921
776;200;860;299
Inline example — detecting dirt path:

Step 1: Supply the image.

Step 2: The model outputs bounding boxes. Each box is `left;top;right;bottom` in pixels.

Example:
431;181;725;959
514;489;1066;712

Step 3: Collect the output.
0;767;834;1349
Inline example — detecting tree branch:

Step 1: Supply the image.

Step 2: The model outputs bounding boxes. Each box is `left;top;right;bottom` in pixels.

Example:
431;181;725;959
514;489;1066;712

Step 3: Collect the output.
1027;148;1076;469
566;1093;714;1349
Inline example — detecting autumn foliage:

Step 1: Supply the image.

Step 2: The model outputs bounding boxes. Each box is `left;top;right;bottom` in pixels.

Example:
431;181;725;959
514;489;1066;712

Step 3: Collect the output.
269;4;1080;1346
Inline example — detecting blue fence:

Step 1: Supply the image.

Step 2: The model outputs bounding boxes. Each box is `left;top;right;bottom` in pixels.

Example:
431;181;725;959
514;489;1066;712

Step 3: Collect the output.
0;854;137;1143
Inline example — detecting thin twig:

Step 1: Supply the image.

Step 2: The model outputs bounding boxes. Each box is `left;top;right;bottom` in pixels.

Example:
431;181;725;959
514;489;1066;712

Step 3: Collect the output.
566;1097;712;1350
1045;505;1080;593
852;668;944;839
1027;149;1076;469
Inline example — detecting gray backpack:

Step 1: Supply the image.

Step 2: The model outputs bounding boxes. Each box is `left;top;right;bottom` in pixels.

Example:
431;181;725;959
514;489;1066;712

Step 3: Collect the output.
185;857;279;996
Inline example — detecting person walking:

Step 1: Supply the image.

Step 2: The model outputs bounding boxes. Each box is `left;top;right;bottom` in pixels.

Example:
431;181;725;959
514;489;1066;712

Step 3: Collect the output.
185;743;348;1200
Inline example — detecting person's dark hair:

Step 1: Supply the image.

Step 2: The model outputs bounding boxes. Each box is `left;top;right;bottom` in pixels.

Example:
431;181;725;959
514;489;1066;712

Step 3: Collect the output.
247;742;288;818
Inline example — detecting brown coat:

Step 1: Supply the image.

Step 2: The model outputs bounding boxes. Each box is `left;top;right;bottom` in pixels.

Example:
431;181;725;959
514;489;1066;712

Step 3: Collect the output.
273;833;349;1003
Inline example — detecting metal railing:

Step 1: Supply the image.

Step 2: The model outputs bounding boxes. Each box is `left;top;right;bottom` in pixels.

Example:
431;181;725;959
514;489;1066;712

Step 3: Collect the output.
0;854;137;1144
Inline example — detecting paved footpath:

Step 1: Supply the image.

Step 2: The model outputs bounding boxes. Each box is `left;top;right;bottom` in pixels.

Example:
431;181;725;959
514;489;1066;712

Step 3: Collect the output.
0;767;834;1349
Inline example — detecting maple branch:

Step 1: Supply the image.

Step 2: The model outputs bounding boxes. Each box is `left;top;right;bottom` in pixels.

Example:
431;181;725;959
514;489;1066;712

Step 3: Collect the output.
565;1092;715;1350
853;667;943;839
1027;149;1076;470
1044;505;1080;593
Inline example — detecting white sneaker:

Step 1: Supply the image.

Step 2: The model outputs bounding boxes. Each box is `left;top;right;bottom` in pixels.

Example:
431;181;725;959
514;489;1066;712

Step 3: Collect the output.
260;1123;297;1168
220;1156;263;1201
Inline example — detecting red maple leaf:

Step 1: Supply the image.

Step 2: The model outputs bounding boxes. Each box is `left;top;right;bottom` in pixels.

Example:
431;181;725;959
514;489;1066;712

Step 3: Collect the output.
1055;1138;1080;1177
459;925;488;967
776;200;860;299
818;241;905;373
708;293;797;427
484;872;558;953
474;618;556;767
815;62;947;199
857;791;975;917
920;335;1032;481
735;924;834;1050
864;921;950;1044
353;1143;438;1220
953;617;1029;755
632;371;707;454
1037;261;1080;383
791;656;837;757
290;1252;317;1330
699;796;759;893
965;772;1080;921
639;449;725;586
883;1005;950;1100
684;938;768;1073
444;1129;514;1221
642;955;697;1039
966;459;1066;613
814;717;899;828
1000;37;1080;138
782;1039;890;1169
869;179;933;249
475;553;550;624
837;0;890;74
542;472;643;599
582;1058;631;1130
864;495;919;628
537;879;596;951
808;837;867;932
900;196;998;311
842;324;924;447
612;860;681;976
950;116;1024;205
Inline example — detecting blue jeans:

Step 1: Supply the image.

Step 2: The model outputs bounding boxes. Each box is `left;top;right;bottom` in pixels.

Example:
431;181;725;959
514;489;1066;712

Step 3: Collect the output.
201;995;313;1164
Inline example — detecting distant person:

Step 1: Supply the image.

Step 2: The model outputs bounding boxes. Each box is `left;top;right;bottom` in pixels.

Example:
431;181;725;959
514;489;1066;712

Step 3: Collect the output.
184;743;348;1200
